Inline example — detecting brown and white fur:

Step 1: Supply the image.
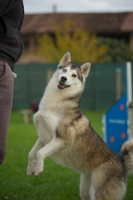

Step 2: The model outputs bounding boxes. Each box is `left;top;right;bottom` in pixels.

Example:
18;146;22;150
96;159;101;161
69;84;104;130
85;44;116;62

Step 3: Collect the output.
27;52;133;200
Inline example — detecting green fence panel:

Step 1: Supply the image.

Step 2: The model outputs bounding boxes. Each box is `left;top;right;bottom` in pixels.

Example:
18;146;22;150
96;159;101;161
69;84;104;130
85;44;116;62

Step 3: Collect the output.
13;62;133;110
82;62;127;110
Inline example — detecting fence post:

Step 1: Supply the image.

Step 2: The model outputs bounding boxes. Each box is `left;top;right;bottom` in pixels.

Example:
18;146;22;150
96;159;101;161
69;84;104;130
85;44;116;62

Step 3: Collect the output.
47;68;52;83
116;68;122;100
126;62;133;138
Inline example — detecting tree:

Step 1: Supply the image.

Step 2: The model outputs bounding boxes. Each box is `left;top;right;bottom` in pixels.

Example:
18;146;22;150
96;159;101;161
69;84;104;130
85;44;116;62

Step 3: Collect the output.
99;37;133;62
37;18;108;63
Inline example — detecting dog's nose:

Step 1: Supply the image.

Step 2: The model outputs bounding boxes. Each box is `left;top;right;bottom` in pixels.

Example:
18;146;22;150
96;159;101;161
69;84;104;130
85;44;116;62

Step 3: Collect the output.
61;76;67;82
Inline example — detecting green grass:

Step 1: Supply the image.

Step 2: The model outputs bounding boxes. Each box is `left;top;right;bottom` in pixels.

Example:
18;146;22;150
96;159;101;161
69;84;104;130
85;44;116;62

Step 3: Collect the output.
0;111;133;200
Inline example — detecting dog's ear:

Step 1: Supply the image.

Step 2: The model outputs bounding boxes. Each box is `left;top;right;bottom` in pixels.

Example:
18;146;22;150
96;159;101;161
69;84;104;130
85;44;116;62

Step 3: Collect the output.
80;63;91;78
59;52;71;64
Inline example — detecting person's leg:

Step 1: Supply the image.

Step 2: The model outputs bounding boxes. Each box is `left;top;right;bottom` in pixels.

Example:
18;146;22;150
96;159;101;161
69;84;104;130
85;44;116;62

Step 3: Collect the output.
0;61;14;164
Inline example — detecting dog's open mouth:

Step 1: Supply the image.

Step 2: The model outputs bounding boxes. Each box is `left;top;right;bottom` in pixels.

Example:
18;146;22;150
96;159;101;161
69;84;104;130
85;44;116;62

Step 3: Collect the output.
58;82;70;89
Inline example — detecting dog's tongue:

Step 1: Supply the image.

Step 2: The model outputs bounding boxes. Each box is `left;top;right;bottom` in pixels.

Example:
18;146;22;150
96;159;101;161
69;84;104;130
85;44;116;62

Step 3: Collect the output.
58;82;66;89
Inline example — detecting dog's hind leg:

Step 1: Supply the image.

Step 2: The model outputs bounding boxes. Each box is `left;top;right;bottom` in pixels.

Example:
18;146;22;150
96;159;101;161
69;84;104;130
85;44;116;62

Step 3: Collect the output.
80;173;90;200
93;185;126;200
89;176;126;200
27;139;44;176
34;137;66;176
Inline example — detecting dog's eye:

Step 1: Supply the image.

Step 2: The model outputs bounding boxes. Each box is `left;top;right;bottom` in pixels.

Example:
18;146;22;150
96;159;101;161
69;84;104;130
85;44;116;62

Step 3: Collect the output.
63;69;67;73
72;74;77;78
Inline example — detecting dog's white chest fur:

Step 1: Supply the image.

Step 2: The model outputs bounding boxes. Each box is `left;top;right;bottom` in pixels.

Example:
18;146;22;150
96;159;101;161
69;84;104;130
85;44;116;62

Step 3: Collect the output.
34;110;60;144
33;78;63;144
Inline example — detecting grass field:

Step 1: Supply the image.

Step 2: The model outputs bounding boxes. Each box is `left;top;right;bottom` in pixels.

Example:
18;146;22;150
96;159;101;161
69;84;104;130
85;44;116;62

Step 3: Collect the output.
0;111;133;200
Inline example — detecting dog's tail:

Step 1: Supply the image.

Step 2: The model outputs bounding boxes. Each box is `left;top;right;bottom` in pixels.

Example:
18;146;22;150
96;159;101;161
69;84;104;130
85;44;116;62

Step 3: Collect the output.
120;139;133;173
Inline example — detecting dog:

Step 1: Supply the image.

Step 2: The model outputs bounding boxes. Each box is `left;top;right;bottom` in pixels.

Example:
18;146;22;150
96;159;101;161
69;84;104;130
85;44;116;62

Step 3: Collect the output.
27;52;133;200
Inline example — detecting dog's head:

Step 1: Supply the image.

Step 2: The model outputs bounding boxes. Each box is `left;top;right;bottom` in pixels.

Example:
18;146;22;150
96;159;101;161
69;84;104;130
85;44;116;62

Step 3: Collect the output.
55;52;91;92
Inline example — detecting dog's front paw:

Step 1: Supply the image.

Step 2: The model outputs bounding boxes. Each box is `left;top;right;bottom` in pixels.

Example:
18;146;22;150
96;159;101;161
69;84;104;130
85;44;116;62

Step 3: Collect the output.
34;152;44;176
27;166;35;176
34;166;43;176
27;159;36;176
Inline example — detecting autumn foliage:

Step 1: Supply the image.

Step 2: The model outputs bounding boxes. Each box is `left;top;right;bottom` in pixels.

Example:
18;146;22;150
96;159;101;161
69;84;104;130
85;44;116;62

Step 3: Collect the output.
37;18;108;63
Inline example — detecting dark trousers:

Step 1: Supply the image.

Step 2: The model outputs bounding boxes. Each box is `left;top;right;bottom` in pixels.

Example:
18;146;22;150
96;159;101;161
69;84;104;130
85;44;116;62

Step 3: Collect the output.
0;60;14;164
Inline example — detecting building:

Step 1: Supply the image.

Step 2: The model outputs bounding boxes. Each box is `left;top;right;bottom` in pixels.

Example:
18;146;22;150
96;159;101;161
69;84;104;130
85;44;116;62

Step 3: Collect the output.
20;12;133;62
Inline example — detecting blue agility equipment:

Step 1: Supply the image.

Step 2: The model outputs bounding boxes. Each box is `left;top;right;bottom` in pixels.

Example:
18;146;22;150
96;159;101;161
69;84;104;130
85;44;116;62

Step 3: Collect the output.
102;93;128;153
102;62;132;153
